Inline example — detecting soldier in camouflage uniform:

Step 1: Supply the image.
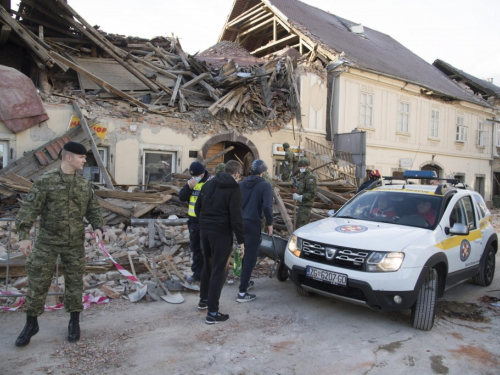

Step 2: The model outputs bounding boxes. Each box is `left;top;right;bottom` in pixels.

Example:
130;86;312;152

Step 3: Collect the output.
281;142;296;182
15;142;103;347
293;157;317;229
215;162;226;174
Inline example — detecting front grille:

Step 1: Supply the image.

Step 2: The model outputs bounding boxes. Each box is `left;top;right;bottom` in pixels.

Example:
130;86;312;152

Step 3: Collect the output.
299;275;367;301
300;239;372;271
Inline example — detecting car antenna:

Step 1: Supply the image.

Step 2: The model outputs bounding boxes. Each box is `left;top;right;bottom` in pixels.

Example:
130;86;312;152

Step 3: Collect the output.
409;143;421;169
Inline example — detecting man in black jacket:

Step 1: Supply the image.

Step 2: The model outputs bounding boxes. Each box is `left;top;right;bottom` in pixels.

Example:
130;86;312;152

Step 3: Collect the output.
195;160;245;324
237;160;273;303
179;162;211;283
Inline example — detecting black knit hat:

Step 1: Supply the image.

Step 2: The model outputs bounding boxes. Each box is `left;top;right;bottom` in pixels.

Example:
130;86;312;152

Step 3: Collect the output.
189;161;205;176
63;141;87;155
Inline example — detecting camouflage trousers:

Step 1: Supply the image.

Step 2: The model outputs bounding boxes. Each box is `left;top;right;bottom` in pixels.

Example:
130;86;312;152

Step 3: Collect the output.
25;242;85;316
295;205;312;230
281;170;291;182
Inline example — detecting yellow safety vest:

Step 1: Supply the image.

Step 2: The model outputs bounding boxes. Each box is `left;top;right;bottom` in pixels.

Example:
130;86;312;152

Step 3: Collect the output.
188;181;205;217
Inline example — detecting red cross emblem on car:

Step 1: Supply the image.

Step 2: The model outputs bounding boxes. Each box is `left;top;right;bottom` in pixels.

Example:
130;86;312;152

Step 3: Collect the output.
460;239;471;262
335;225;368;233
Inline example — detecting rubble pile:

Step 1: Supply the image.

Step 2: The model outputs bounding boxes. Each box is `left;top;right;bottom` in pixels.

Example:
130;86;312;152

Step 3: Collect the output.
1;0;300;137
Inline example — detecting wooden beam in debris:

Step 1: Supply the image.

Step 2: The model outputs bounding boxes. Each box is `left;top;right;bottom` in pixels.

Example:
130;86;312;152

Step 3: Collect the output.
97;197;132;218
94;190;170;202
202;146;234;165
132;194;172;218
50;52;149;109
273;187;294;235
52;5;160;92
251;34;297;55
0;5;54;67
316;187;349;204
145;42;175;67
180;73;208;90
169;76;182;107
72;102;115;190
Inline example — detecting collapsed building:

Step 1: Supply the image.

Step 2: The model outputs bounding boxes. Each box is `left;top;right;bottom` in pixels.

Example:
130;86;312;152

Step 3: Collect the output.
1;0;499;305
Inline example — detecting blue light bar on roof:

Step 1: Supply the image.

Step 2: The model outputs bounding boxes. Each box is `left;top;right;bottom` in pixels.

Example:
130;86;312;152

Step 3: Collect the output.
402;170;437;179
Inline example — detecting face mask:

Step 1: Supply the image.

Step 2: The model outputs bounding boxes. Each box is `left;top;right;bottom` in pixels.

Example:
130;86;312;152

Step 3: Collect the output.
300;168;306;173
195;176;202;183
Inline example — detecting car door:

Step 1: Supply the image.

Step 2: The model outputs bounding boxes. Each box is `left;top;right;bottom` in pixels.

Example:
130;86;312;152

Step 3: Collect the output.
439;195;482;271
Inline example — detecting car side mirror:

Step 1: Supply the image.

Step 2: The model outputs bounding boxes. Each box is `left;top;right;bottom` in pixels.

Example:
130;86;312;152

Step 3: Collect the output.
447;223;469;236
327;209;336;217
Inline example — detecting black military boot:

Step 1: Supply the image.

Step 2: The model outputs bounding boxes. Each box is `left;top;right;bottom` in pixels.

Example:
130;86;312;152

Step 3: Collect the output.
68;312;80;343
15;315;39;347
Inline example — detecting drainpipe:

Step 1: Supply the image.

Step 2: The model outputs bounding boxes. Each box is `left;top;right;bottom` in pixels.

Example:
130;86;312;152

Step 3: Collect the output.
326;61;347;142
490;117;500;201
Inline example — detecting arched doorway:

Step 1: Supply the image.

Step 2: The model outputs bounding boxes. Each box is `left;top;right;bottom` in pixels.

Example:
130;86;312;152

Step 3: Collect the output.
201;132;259;175
421;162;443;185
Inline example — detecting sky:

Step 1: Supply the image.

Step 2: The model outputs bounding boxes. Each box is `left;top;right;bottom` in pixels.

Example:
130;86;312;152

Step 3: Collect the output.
67;0;500;86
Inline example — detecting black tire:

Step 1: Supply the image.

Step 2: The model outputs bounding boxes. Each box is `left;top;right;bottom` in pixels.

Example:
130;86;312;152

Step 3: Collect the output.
472;245;496;286
294;284;312;297
411;268;438;331
276;262;289;282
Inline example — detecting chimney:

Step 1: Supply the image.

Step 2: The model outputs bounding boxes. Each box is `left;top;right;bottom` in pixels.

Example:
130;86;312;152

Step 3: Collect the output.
487;78;494;83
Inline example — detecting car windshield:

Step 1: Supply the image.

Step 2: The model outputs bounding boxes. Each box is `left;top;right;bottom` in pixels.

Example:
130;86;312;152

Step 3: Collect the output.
335;190;443;229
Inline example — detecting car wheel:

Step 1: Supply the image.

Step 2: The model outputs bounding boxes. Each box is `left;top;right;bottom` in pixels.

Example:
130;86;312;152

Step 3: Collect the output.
472;245;496;286
276;262;289;282
294;284;312;297
411;268;438;331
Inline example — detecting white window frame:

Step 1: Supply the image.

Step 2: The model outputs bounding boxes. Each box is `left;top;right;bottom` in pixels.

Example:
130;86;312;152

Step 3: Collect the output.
496;125;500;147
456;116;467;142
476;121;487;147
430;109;440;138
142;150;177;184
359;92;374;128
0;140;9;169
398;101;410;133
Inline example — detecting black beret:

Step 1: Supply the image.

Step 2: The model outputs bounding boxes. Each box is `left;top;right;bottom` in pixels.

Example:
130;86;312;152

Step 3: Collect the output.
189;161;205;176
63;141;87;155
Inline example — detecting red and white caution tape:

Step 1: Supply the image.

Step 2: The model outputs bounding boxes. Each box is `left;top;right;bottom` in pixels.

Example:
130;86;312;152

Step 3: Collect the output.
94;237;145;288
0;293;108;312
0;291;25;311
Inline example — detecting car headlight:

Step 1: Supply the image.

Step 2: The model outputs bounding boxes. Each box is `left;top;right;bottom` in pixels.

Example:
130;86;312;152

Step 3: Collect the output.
366;252;404;272
287;235;302;257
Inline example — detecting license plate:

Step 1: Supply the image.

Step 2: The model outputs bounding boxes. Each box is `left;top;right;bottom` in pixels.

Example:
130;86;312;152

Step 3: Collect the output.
306;266;347;286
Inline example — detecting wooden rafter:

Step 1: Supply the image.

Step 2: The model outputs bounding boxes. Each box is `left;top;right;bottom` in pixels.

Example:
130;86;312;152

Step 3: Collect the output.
251;34;297;55
226;4;266;28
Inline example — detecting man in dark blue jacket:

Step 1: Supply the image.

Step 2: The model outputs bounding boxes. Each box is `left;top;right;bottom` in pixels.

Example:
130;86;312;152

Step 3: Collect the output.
237;159;273;303
195;160;245;324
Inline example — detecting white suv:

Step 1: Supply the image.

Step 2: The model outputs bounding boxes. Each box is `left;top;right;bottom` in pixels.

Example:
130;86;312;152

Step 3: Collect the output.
284;177;497;330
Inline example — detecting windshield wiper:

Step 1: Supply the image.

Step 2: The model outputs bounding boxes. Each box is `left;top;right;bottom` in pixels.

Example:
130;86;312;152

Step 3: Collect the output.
336;216;358;219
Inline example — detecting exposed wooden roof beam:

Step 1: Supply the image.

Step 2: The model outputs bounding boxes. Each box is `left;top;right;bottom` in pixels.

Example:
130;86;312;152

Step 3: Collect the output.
251;34;298;55
238;17;273;37
227;4;266;28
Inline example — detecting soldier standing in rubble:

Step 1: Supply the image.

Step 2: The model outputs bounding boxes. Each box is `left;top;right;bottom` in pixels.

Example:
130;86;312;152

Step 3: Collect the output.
14;142;103;347
281;142;296;182
179;162;211;283
293;157;317;229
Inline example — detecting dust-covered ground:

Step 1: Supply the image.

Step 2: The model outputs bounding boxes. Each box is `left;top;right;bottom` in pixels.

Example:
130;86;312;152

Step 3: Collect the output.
2;217;500;374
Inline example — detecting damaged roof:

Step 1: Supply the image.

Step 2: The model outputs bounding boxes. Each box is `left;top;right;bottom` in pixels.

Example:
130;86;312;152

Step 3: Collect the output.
221;0;494;108
433;59;500;100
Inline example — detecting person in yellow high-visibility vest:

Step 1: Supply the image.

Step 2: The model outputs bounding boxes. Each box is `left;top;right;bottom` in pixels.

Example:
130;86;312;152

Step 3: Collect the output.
179;162;212;282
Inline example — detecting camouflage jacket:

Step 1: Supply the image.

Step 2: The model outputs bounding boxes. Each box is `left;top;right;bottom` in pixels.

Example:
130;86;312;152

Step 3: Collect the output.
16;168;103;246
284;149;296;168
298;170;317;207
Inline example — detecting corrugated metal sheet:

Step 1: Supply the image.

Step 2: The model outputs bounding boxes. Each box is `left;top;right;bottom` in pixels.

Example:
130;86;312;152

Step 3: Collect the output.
0;65;49;134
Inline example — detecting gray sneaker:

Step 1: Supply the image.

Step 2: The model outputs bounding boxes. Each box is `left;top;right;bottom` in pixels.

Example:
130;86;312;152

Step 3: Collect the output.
236;293;256;303
246;280;254;291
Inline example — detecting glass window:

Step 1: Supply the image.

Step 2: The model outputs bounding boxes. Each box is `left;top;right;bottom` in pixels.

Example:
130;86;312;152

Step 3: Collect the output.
456;116;467;142
0;141;9;169
398;101;410;133
360;92;374;128
477;121;486;147
430;109;440;138
450;197;476;230
143;151;176;184
473;194;488;219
